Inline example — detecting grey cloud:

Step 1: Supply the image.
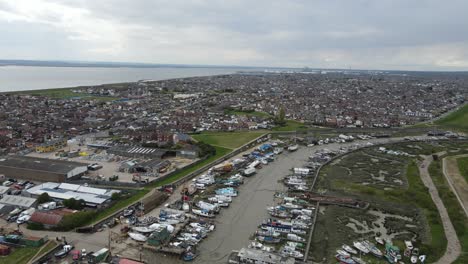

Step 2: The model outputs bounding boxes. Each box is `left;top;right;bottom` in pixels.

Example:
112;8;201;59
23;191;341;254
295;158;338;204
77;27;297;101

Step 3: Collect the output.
1;0;468;70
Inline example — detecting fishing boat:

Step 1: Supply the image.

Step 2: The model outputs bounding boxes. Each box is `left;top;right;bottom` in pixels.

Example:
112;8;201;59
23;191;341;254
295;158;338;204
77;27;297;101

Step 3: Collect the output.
335;254;356;264
257;236;281;244
269;210;291;218
342;244;358;255
353;241;369;254
255;230;281;238
128;232;147;242
411;255;418;263
192;209;215;218
336;249;351;258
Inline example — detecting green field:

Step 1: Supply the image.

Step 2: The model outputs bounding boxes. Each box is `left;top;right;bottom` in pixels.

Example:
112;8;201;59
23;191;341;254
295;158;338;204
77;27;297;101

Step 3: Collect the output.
192;131;265;149
434;103;468;132
429;159;468;264
457;157;468;183
271;120;307;132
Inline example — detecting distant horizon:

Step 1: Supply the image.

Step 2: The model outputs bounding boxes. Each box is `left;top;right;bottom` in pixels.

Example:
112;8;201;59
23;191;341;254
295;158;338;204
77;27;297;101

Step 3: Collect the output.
1;59;468;73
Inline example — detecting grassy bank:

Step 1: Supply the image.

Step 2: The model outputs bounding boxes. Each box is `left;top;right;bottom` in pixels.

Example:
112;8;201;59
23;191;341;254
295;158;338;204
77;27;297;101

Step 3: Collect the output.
192;131;265;149
457;156;468;182
271;120;307;132
434;103;468;133
429;159;468;264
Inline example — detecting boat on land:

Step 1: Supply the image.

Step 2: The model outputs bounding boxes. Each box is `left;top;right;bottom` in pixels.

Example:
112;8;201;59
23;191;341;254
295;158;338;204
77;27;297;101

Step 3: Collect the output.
192;209;215;218
353;241;369;254
335;254;356;264
342;244;358;255
363;240;383;258
257;236;281;244
288;144;299;152
336;249;351;258
375;236;384;245
256;230;281;238
128;232;147;242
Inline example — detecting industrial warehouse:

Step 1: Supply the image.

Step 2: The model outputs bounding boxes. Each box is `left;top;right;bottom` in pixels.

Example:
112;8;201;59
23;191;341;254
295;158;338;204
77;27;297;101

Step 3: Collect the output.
0;156;88;182
26;182;121;207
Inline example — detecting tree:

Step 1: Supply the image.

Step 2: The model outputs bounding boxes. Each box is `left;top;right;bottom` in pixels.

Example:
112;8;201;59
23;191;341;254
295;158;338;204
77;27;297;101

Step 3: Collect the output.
274;106;286;126
111;192;122;201
63;198;85;210
37;193;51;204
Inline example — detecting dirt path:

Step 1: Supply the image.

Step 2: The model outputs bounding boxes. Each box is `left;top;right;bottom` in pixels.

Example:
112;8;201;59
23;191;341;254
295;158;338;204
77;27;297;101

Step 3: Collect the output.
442;154;468;217
418;154;461;264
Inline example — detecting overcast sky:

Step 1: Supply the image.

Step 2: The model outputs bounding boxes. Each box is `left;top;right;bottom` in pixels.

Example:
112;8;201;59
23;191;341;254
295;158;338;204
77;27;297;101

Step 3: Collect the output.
1;0;467;70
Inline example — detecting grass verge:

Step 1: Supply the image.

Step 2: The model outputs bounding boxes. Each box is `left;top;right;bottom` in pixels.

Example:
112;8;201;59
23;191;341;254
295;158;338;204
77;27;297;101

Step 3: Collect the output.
434;103;468;133
429;160;468;264
457;156;468;183
271;120;307;132
192;131;265;149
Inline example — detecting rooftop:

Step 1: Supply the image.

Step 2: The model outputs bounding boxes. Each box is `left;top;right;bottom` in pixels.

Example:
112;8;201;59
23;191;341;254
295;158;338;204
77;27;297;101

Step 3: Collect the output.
0;156;88;174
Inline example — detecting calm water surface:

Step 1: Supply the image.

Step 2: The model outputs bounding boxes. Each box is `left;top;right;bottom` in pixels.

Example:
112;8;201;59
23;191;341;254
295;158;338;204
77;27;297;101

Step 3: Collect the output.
0;66;248;92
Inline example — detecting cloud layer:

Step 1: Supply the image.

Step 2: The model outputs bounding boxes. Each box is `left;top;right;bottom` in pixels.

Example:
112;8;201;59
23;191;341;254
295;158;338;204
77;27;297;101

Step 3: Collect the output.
1;0;467;70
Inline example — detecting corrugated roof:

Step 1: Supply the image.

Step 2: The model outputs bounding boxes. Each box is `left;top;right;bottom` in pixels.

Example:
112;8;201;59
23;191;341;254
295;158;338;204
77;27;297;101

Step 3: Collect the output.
0;195;36;208
30;211;63;226
0;156;88;174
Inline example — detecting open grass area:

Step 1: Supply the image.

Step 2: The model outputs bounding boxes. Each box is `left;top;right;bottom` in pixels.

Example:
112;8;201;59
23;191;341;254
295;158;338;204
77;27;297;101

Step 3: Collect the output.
271;119;307;132
457;156;468;183
429;159;468;264
0;247;39;264
192;131;265;149
434;103;468;133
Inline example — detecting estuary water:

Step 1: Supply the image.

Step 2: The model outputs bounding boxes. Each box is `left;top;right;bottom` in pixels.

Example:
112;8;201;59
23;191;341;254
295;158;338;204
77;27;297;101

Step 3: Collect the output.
0;66;249;92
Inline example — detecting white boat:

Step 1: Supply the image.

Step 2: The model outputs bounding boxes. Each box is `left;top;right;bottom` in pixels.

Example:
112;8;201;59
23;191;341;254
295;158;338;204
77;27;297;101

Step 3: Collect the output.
128;232;147;242
353;241;370;254
419;255;426;262
288;144;299;151
337;249;351;258
405;240;414;250
375;236;384;245
342;244;358;255
192;209;215;218
411;255;418;263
